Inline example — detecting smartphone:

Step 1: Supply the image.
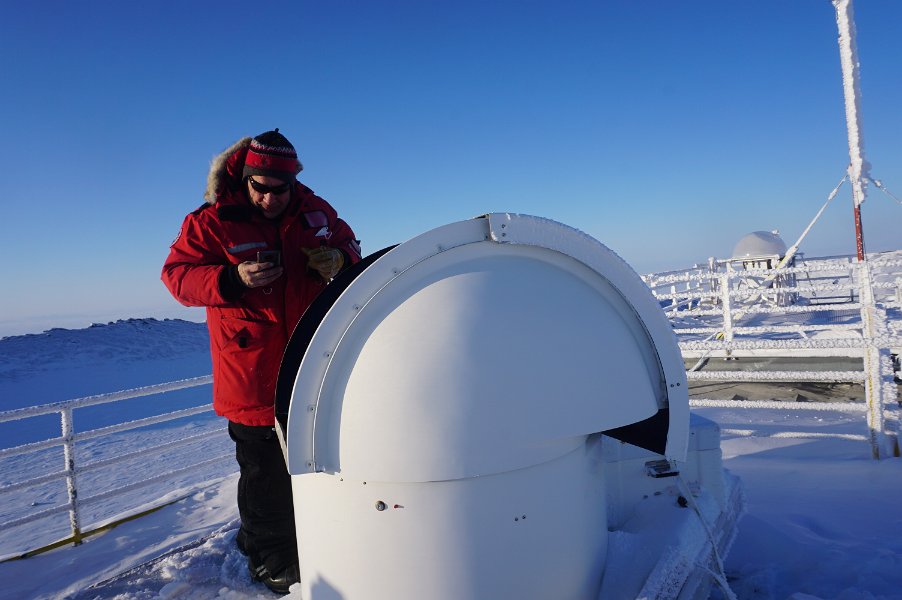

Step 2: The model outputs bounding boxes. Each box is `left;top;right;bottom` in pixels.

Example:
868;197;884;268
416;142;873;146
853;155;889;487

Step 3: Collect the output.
256;250;281;266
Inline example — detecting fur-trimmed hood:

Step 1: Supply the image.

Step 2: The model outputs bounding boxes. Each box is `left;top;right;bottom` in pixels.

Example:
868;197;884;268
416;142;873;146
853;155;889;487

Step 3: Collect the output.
203;135;305;204
204;137;253;204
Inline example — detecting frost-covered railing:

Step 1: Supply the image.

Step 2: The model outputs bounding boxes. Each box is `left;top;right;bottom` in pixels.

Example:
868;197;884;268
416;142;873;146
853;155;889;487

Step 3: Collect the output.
0;375;231;559
643;253;902;459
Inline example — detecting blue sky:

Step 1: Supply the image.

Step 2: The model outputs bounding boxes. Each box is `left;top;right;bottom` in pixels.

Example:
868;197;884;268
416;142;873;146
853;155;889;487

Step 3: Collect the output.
1;0;900;337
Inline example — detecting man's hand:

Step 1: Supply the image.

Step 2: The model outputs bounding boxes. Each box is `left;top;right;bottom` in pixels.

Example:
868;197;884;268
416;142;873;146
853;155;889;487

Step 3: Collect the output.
303;247;344;281
237;261;283;288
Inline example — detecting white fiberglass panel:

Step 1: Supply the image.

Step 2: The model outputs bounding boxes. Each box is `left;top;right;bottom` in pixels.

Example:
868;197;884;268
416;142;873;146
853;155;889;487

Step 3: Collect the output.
318;242;660;482
292;444;607;600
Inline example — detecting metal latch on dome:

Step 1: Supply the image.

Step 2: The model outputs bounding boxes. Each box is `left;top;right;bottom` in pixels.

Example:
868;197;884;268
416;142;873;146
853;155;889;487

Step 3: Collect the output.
487;213;513;243
645;459;679;478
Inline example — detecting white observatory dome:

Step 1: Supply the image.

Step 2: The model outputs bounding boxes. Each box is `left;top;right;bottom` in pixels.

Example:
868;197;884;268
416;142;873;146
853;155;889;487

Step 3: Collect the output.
277;214;690;600
732;230;787;259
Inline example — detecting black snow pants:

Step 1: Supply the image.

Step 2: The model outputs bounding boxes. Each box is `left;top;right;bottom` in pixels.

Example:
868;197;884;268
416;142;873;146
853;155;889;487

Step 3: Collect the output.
228;421;298;575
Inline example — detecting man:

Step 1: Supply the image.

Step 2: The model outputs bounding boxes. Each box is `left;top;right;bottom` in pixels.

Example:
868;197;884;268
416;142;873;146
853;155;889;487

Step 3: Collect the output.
162;129;361;594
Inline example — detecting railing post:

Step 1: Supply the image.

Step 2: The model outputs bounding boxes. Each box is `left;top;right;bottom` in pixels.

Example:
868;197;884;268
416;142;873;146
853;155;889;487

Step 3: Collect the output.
720;273;734;358
856;260;900;458
877;349;901;457
60;407;83;545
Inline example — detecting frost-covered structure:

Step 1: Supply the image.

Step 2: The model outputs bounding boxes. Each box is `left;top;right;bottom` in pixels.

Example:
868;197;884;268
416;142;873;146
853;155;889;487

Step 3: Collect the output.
732;230;789;269
275;214;742;599
728;230;798;307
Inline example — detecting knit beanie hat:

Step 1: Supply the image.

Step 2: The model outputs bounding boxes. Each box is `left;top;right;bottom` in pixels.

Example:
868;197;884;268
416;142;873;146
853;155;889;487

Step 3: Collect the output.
242;128;303;183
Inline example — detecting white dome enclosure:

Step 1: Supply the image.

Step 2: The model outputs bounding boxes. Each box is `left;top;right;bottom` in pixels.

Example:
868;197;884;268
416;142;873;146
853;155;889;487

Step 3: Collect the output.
730;230;799;306
732;230;788;262
274;214;740;599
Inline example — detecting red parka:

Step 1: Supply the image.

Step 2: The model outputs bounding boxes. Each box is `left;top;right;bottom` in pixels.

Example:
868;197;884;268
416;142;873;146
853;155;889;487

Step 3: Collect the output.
162;137;361;426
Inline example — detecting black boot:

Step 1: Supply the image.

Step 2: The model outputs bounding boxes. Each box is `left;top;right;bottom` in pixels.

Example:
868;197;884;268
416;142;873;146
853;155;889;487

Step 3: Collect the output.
249;559;301;594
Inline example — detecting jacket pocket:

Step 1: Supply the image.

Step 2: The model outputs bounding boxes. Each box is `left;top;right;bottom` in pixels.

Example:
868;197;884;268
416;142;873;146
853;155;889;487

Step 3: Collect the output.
212;317;283;417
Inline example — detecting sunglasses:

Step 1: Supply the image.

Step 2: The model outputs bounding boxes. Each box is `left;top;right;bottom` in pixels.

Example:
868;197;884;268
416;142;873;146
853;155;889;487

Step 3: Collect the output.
248;178;291;195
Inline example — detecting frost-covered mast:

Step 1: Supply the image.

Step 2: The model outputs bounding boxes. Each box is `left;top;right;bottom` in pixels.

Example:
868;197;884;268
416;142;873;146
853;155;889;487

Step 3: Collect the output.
833;0;899;459
832;0;870;261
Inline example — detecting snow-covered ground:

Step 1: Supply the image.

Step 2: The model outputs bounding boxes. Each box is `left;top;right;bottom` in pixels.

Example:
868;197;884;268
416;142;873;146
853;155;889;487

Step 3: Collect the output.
1;318;901;600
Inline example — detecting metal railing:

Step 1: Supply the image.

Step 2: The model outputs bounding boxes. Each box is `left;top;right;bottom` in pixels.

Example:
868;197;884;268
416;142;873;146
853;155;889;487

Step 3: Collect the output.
643;253;902;458
0;375;233;560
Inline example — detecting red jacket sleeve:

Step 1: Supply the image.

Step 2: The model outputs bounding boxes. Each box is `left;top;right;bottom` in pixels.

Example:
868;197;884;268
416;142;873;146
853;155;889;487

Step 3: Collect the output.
161;211;233;307
298;185;361;265
328;217;362;265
